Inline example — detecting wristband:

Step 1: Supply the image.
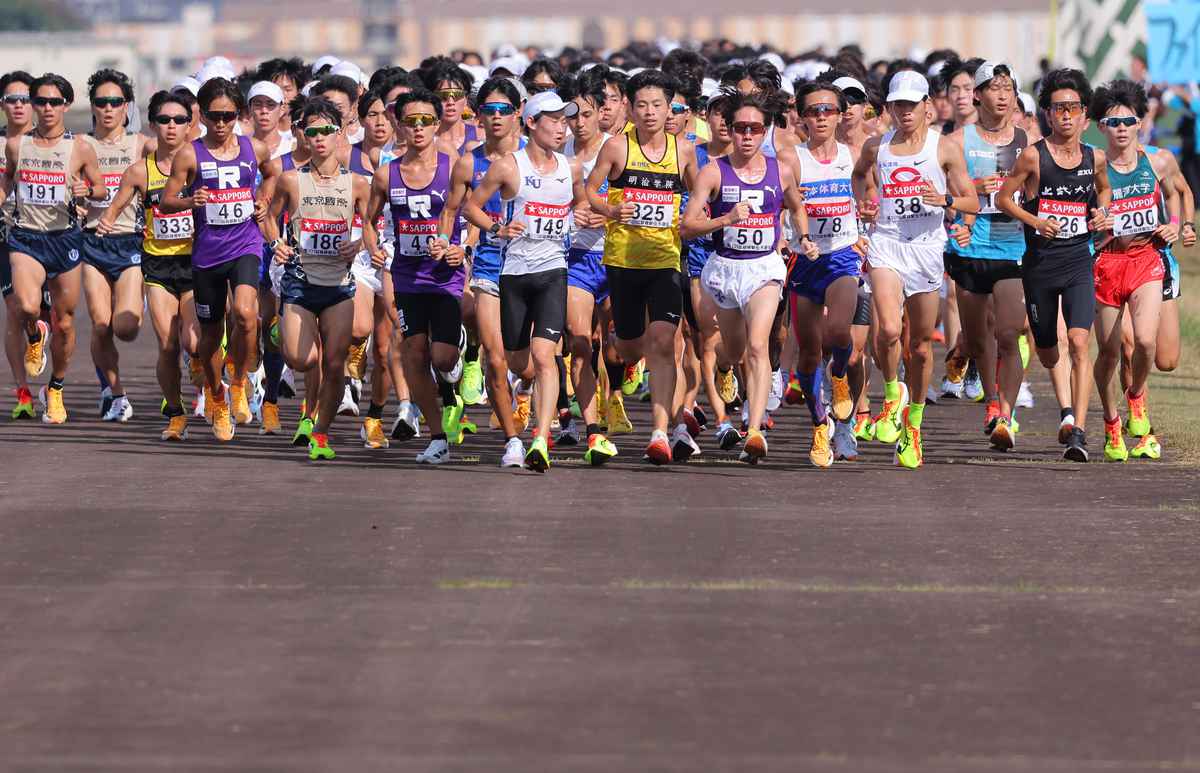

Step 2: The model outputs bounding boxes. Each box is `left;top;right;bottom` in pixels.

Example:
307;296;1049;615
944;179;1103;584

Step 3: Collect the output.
1170;215;1180;225
434;233;450;243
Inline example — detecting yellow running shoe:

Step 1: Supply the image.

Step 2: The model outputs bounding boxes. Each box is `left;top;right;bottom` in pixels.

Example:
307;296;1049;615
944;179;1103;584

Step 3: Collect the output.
1104;420;1129;462
894;409;923;469
259;401;281;435
211;392;235;441
596;381;608;428
41;385;66;424
229;381;252;424
1125;389;1151;438
809;417;834;467
23;319;48;378
606;392;633;434
716;366;738;405
161;413;188;441
203;386;215;424
739;427;768;465
621;359;645;396
361;416;389;449
346;340;368;380
513;392;531;432
1129;433;1161;460
830;375;853;422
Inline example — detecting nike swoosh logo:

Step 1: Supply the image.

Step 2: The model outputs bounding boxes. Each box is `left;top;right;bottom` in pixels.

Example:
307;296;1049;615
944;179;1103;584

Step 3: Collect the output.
914;160;926;166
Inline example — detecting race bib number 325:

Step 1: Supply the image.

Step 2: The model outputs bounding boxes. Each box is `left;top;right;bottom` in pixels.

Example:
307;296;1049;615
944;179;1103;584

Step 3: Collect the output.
205;187;253;226
623;187;673;229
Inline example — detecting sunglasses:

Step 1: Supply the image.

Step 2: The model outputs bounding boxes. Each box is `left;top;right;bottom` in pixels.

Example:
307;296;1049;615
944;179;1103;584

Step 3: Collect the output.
802;103;840;117
153;114;190;125
731;122;766;136
434;88;465;101
92;97;126;109
1050;102;1084;116
204;110;238;123
669;103;690;115
478;102;516;117
32;96;66;107
1100;115;1138;128
401;113;438;127
304;124;339;137
3;94;30;105
525;83;555;95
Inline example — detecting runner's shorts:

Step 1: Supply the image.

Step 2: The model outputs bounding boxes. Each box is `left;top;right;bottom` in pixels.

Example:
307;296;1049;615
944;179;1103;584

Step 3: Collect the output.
7;226;82;280
143;252;194;298
350;246;392;297
788;245;861;305
193;254;259;323
853;285;872;326
394;290;462;346
567;248;608;302
1162;247;1181;301
944;253;1022;295
701;252;786;311
1022;255;1094;349
866;235;944;298
280;266;356;316
606;265;683;340
81;230;142;280
1094;242;1165;308
685;240;710;278
469;245;502;297
500;267;567;351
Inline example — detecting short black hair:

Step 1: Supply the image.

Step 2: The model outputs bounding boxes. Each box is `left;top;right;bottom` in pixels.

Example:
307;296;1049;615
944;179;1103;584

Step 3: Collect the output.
356;88;385;121
197;77;245;112
719;88;786;129
474;76;522;108
380;72;423;100
0;70;33;95
1088;78;1149;121
31;73;74;104
369;66;407;92
521;58;565;90
674;73;702;112
1038;67;1092;110
661;49;708;84
311;75;359;106
420;61;472;94
257;57;309;92
299;95;343;127
148;88;194;120
625;69;677;102
796;80;847;113
558;72;606;110
393;88;442;121
87;68;134;103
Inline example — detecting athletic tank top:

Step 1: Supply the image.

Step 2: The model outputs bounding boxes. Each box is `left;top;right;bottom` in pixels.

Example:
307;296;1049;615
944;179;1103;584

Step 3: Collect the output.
761;125;777;159
457;123;479;155
682;142;712;268
948;124;1027;261
711;155;783;260
473;136;527;259
190;135;262;269
144;153;193;256
82;132;141;233
500;148;573;275
604;132;683;269
346;142;390;245
287;166;355;287
348;142;372;177
796;142;858;254
12;133;77;233
875;128;948;246
388;152;463;295
1024;140;1096;262
1105;150;1165;249
566;133;608;254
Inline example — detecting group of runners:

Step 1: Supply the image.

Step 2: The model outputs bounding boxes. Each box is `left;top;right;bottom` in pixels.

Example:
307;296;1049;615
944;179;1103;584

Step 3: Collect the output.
0;44;1192;469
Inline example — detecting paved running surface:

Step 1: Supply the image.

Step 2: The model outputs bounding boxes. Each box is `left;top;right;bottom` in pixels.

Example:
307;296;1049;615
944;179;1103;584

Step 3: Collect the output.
2;315;1198;772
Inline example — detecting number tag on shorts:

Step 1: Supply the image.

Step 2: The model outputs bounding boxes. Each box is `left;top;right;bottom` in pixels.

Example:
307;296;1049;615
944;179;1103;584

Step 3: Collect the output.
205;187;253;226
300;218;349;257
19;169;66;206
524;201;570;240
152;207;193;241
395;219;436;257
1036;199;1087;239
1111;193;1158;237
623;187;673;228
723;212;775;251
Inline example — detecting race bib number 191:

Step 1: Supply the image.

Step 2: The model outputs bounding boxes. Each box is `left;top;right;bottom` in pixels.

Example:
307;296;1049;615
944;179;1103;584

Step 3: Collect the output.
20;169;66;207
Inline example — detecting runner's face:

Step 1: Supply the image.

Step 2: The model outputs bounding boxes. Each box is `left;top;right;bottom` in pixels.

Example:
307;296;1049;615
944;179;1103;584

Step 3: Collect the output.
567;96;600;143
2;81;31;127
801;89;841;142
436;80;463;123
707;108;730;143
631;86;669;134
665;95;689;135
1100;105;1138;152
1046;88;1085;140
249;96;281;135
528;110;568;149
272;76;298;106
730;106;766;156
153;104;189;148
948;72;975;119
400;101;437;150
34;84;68;130
933;92;953;122
304;114;341;158
476;89;516;141
90;81;127;132
202;95;238;141
361;98;393;144
323;91;353;129
385;85;411;134
599;83;624;131
977;76;1014;121
888;99;925;132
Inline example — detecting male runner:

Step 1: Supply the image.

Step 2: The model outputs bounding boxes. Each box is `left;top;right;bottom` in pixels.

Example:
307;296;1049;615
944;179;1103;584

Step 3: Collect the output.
421;62;478;156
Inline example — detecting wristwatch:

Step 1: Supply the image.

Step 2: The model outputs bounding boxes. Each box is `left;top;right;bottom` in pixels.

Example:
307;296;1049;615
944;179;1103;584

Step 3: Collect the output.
943;193;954;209
267;238;282;251
489;222;501;236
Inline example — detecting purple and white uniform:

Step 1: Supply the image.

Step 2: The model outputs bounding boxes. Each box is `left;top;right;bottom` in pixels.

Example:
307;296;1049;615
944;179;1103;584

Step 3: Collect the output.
388;152;464;297
191;136;262;269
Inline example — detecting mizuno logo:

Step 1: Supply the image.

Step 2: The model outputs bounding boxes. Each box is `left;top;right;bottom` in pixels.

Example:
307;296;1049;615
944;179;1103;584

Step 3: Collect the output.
544;327;560;335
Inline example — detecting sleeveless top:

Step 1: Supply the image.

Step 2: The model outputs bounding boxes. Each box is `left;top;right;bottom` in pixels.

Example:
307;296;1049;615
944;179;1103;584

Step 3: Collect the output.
1104;150;1166;251
500;148;573;275
796;142;859;255
144;153;193;256
604;131;683;269
473;136;527;263
82;132;141;233
710;155;783;260
287;165;355;287
1024;140;1097;263
190;135;262;269
347;142;390;246
948;124;1027;261
11;133;77;233
388;152;463;295
875;128;948;247
566;133;609;255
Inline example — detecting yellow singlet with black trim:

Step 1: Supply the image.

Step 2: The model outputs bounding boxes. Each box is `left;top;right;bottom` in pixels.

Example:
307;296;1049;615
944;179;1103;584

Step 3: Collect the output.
144;153;193;257
603;132;683;270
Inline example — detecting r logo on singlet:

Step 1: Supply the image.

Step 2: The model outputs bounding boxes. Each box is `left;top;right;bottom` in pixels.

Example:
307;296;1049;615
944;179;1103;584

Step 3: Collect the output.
217;166;239;189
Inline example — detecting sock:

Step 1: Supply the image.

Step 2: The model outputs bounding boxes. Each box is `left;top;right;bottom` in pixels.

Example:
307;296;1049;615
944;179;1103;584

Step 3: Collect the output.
830;344;852;379
464;341;479;363
797;369;826;425
555;355;570;411
586;422;601;437
884;379;901;403
1061;406;1074;421
48;376;64;391
590;341;600;375
1105;415;1120;429
907;403;924;428
604;359;624;390
437;376;457;407
367;402;384;419
95;367;110;390
164;404;184;418
28;326;42;344
263;351;283;403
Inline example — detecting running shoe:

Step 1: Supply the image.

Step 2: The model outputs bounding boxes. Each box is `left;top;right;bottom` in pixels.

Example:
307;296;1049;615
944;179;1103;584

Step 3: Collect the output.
716;420;742;450
513;392;531;432
739;428;768;465
11;387;35;420
784;372;805;406
1015;381;1035;409
569;397;582;419
42;386;66;425
871;383;908;444
606;393;633;434
963;361;984;402
1058;413;1076;445
584;432;618;466
1018;333;1031;368
830;374;853;421
229;381;252;424
346;340;368;381
622;359;644;396
211;393;235;441
338;379;361;417
416;437;450;464
989;416;1015;451
634;377;651;402
99;385;113;417
644;429;673;465
692;404;708;431
185;351;204;388
279;366;296;399
161;413;188;441
260;402;281;435
942;350;967;392
442;394;466;444
894;408;923;469
101;394;133;423
1125;389;1151;438
983;400;1001;435
391;401;419;441
671;423;700;462
308;432;336;461
525;435;550;472
1063;426;1089;463
292;416;314;447
460;413;477;435
810;417;834;468
501;436;525;468
195;387;209;421
1103;421;1128;462
682;408;702;438
767;369;784;412
557;415;580;446
853;413;874;442
1130;433;1161;460
361;417;389;449
833;419;858;461
461;358;485;406
596;382;608;428
717;367;739;405
23;319;48;378
939;375;964;400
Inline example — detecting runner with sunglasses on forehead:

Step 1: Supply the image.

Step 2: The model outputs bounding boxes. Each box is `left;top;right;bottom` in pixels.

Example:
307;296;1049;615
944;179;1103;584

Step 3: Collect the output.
997;67;1112;462
160;76;282;442
683;89;815;464
852;70;979;469
264;96;370;461
2;73;108;425
97;89;201;440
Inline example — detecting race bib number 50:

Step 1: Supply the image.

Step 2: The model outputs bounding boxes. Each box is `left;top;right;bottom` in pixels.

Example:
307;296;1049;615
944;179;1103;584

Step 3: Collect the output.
1037;199;1087;239
624;187;673;228
205;187;253;226
723;212;775;251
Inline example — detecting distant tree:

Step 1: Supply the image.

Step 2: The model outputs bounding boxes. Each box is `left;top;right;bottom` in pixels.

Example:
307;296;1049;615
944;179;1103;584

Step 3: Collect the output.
0;0;86;31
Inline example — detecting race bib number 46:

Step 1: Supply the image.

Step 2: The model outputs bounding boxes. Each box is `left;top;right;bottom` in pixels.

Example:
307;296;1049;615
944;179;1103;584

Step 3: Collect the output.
205;187;253;226
723;212;775;251
525;201;570;240
1111;194;1158;237
1037;199;1087;239
19;169;66;206
152;207;193;241
624;187;673;229
300;218;349;256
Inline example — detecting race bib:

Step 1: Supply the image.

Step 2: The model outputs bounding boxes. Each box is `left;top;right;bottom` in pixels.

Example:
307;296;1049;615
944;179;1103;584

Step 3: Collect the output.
300;217;349;257
20;169;66;206
350;213;387;242
524;201;570;240
99;172;122;208
395;219;436;257
882;177;935;222
1037;199;1087;240
151;207;193;241
205;187;253;226
806;199;852;246
979;187;1021;215
1111;193;1158;237
623;187;673;229
723;212;775;251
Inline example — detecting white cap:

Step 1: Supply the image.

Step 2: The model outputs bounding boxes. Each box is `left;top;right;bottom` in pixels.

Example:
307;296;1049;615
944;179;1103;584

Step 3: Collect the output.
887;71;929;102
313;55;340;73
196;64;233;85
494;43;520;59
627;67;646;78
779;78;794;95
488;56;526;77
783;63;807;84
974;60;1015;89
330;61;364;84
656;36;680;55
832;76;867;97
1018;92;1036;114
579;61;602;74
172;76;201;97
507;77;529;102
701;78;721;100
203;56;233;72
247;81;285;105
461;64;488;94
522;91;579;121
758;52;785;74
300;80;319;97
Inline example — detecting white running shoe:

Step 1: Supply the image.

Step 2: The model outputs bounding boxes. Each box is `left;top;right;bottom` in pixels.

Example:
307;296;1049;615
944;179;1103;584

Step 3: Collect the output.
833;419;859;461
716;420;742;450
940;376;964;399
670;422;700;462
926;385;939;405
767;368;784;412
279;366;297;399
390;400;420;440
556;418;580;446
416;437;450;464
338;380;361;417
1016;381;1035;409
500;436;525;468
192;387;206;418
964;369;984;402
98;385;113;417
101;394;133;423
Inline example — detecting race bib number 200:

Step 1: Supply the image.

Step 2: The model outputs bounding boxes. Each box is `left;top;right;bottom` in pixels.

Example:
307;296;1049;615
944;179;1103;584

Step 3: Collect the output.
1111;194;1158;237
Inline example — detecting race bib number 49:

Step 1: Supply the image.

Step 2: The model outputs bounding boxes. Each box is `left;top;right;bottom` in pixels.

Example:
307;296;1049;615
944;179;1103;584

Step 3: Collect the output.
152;207;193;241
723;212;775;251
1111;194;1158;237
300;218;349;256
1037;199;1087;239
395;220;436;257
624;187;673;229
205;187;253;226
525;201;570;240
19;169;66;206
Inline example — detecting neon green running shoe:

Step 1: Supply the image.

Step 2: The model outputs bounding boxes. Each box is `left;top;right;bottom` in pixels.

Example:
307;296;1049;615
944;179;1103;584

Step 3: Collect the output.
459;413;477;435
1018;333;1030;370
308;433;336;461
872;400;904;444
292;416;314;447
583;432;618;466
893;411;924;469
442;394;465;444
1125;389;1151;438
1129;433;1161;460
853;414;874;441
525;435;550;472
11;388;35;420
1103;422;1128;462
461;358;485;406
621;359;644;396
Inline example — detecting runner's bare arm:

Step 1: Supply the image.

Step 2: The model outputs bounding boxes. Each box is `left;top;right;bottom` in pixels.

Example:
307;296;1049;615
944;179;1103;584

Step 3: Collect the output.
439;153;476;238
341;175;371;262
96;162;147;235
1089;148;1112;230
467;155;523;238
678;139;700;193
253;138;282;221
262;170;294;246
160;143;198;214
781;162;818;259
73;139;108;201
363;165;390;263
679;162;729;240
585;136;630;221
851;137;880;220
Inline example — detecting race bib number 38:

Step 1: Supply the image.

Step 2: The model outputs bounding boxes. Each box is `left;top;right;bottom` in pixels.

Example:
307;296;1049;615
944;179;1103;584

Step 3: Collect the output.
300;218;349;256
1037;199;1087;240
525;201;570;240
723;212;775;251
1111;194;1158;237
623;187;673;229
205;187;253;226
19;169;66;206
